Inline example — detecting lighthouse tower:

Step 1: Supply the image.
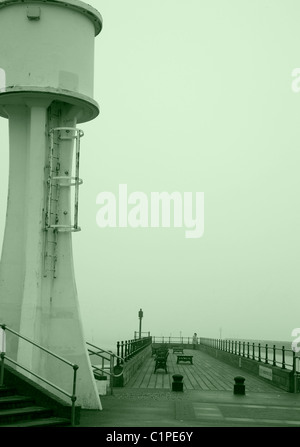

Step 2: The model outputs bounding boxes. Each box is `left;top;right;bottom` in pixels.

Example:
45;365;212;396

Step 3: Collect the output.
0;0;102;409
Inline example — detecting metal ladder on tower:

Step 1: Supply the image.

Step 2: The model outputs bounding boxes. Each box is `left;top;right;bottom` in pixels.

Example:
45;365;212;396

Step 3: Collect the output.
43;126;84;278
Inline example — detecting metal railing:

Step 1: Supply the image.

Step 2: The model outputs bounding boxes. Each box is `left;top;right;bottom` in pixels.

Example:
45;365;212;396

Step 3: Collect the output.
0;324;78;426
86;342;124;394
116;336;152;364
200;338;298;370
152;336;198;346
134;331;151;340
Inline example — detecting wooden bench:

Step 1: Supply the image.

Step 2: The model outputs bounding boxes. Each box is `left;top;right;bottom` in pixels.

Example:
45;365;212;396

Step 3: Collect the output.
173;347;184;354
177;355;193;365
154;356;168;373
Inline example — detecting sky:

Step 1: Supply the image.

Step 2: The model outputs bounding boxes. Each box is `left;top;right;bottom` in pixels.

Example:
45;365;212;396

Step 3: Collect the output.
0;0;300;350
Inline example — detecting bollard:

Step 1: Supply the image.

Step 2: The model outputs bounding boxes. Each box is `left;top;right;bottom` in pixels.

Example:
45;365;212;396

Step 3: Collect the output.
233;376;245;395
172;374;184;392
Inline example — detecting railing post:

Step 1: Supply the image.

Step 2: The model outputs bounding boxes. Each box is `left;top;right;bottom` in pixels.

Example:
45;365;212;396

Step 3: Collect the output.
272;344;276;366
117;341;120;366
252;343;255;360
293;350;298;393
242;342;245;357
282;346;286;369
238;341;241;356
0;352;5;387
121;341;124;360
247;342;250;359
0;325;5;387
71;364;78;427
110;354;114;396
258;343;261;362
265;344;268;364
124;340;127;361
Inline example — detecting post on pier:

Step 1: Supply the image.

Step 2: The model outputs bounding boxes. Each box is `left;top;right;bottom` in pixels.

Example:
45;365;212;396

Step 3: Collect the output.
138;308;143;339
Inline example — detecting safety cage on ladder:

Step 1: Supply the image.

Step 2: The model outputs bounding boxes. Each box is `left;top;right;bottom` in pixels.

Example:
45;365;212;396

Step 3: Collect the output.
45;126;84;233
43;127;84;279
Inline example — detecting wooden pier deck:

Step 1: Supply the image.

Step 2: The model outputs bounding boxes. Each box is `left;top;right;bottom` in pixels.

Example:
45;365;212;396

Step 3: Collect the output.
124;348;282;393
80;348;300;427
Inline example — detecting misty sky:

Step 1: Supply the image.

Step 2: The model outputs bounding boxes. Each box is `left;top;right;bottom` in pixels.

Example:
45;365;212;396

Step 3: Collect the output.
0;0;300;349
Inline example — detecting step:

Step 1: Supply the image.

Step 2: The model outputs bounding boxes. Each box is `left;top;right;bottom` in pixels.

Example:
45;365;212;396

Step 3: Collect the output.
0;406;53;425
0;386;16;397
4;417;71;427
0;395;34;410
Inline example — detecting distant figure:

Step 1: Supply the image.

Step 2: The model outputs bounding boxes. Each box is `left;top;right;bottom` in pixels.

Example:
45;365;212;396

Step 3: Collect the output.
192;332;198;349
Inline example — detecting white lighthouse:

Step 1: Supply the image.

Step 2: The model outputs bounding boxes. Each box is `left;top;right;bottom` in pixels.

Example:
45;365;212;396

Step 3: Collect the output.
0;0;103;409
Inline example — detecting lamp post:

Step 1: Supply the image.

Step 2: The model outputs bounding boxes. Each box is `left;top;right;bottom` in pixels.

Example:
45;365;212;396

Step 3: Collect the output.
138;309;143;339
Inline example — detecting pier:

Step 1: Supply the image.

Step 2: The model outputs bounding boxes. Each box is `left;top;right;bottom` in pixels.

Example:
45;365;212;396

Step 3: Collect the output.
80;345;300;427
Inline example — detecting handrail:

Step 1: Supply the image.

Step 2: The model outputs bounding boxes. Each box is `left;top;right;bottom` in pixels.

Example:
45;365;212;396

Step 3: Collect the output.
0;324;78;426
1;324;76;368
87;342;124;395
3;355;76;400
87;342;124;365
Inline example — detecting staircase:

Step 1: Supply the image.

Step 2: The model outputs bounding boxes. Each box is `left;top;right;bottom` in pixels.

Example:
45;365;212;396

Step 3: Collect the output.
0;386;71;427
0;325;80;426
